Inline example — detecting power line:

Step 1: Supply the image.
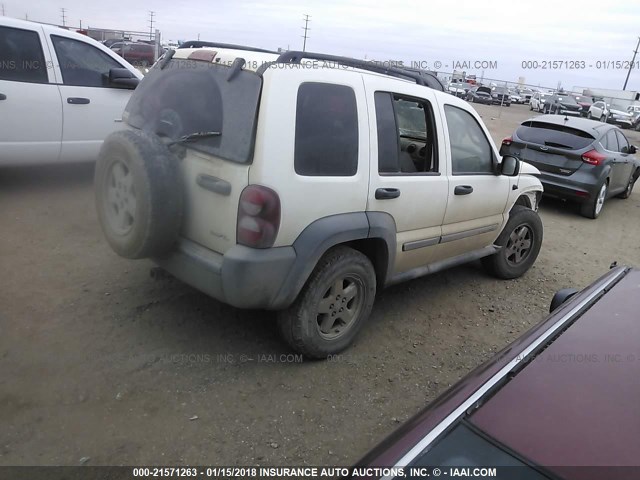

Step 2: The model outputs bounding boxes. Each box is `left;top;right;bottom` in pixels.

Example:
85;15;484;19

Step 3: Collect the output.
60;7;67;26
301;14;311;52
148;11;155;40
622;36;640;91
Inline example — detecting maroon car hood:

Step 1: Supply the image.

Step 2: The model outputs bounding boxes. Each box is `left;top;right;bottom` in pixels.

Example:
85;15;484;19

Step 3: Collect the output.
470;269;640;476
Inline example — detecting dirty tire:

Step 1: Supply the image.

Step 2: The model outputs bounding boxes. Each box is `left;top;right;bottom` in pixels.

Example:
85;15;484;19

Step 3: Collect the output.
95;130;183;259
482;205;543;280
580;180;607;219
617;170;638;199
277;246;376;359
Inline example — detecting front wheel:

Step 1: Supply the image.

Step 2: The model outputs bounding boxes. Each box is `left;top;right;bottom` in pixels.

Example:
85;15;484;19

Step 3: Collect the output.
277;247;376;359
587;112;592;119
482;206;543;279
580;181;608;219
617;171;637;199
600;115;606;123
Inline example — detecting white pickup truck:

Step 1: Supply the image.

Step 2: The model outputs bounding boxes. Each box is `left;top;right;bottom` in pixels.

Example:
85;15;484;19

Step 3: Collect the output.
0;17;143;165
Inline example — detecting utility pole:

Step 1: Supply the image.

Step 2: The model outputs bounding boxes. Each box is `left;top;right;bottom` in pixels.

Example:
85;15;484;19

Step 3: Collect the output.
60;7;67;26
1;4;5;16
301;14;311;52
623;36;640;91
148;11;155;41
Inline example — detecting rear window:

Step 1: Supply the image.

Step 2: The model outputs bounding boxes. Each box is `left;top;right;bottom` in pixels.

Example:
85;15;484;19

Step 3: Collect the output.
124;59;262;164
294;82;358;176
516;121;594;150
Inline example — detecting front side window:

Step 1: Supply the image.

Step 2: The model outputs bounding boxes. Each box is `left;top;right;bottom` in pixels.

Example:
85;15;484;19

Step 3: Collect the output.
0;26;48;83
294;83;358;176
51;35;123;87
445;105;494;174
615;130;630;153
374;92;438;174
605;130;619;152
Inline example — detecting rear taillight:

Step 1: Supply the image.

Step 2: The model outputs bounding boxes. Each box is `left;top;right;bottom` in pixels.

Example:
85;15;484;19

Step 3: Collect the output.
502;136;513;146
581;149;606;166
237;185;281;248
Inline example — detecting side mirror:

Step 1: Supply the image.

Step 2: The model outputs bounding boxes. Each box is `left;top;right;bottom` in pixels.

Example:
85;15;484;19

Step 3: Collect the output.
629;145;637;154
108;68;139;89
500;155;520;176
549;288;579;313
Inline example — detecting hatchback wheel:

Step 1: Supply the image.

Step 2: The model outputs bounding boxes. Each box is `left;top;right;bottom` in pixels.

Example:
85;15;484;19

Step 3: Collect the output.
600;115;606;122
277;246;376;358
618;171;637;199
482;206;543;279
580;181;608;219
587;112;592;119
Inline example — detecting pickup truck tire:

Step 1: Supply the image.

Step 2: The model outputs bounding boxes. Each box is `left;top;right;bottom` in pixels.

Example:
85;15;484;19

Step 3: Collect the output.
277;246;376;359
482;206;543;279
95;130;183;259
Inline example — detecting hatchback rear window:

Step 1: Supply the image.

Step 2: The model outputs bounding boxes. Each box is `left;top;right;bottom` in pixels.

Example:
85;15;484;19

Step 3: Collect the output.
124;58;262;164
516;121;594;150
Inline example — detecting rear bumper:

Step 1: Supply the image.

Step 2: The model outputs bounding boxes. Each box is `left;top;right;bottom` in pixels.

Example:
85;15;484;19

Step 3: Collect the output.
154;239;297;310
538;171;599;202
608;118;633;128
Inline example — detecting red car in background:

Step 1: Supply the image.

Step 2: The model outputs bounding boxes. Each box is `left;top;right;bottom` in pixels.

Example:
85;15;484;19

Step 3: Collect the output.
111;42;156;67
355;266;640;480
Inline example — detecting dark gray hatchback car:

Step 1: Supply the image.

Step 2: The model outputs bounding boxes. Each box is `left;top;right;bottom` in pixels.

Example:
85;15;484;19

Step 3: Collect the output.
500;115;640;218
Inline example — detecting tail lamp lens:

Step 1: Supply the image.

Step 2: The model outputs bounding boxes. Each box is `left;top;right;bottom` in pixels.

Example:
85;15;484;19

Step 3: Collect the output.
237;185;280;248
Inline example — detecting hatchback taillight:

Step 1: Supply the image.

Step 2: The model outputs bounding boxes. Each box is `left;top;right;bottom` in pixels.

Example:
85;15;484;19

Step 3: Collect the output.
237;185;281;248
581;149;606;166
502;136;513;146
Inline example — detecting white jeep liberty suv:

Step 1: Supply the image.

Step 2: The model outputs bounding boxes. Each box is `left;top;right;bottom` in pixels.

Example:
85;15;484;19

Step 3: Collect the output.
95;42;544;358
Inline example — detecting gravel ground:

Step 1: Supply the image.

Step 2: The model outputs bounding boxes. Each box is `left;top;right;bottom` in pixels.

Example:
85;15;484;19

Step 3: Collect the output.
1;104;639;467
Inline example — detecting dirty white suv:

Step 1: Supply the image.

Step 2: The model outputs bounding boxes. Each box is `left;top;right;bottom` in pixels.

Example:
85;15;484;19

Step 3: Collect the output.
95;42;544;358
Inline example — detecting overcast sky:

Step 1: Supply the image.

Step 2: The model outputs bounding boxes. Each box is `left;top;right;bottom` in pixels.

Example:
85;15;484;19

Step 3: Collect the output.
4;0;640;90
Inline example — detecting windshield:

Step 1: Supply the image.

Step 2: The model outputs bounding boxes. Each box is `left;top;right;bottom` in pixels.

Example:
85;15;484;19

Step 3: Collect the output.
124;59;262;164
556;96;577;104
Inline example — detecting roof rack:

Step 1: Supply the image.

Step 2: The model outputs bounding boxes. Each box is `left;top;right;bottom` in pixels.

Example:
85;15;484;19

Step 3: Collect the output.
178;41;277;54
275;51;444;91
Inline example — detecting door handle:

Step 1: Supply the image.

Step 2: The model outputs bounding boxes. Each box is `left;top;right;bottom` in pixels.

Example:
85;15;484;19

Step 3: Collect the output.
0;93;6;100
454;185;474;195
375;187;401;200
67;97;90;105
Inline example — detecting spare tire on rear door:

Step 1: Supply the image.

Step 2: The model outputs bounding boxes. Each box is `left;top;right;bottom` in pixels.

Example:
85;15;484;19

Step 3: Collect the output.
95;129;183;259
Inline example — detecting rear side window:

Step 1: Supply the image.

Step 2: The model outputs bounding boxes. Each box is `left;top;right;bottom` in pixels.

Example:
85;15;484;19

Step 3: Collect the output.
0;26;48;83
51;35;123;87
295;83;358;176
615;130;630;153
516;121;594;150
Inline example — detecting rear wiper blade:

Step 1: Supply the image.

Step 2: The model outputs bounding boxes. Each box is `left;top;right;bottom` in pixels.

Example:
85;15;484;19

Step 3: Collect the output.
168;131;221;146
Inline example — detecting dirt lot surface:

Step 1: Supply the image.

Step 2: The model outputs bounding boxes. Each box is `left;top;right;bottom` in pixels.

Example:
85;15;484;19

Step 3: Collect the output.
2;104;640;467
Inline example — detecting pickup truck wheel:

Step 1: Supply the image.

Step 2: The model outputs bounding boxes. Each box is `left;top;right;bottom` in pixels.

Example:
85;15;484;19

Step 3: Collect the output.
95;130;183;259
580;181;607;219
482;206;543;279
277;246;376;359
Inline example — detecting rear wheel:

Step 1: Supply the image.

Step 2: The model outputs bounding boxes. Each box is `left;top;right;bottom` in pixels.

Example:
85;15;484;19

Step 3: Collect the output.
277;247;376;359
482;206;543;279
580;181;608;219
529;103;533;111
587;112;592;119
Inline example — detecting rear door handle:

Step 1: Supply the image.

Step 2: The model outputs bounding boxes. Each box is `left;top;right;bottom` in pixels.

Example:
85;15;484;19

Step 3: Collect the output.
454;185;474;195
67;97;90;105
375;187;401;200
0;93;6;101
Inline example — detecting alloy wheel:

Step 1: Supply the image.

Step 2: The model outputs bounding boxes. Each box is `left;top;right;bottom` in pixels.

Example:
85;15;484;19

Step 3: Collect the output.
104;160;137;235
315;275;365;340
505;224;533;267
